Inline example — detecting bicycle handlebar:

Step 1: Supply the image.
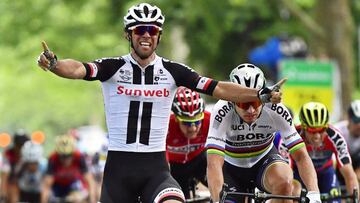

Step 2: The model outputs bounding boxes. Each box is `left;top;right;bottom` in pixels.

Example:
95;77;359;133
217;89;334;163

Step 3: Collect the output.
321;188;358;203
224;188;308;203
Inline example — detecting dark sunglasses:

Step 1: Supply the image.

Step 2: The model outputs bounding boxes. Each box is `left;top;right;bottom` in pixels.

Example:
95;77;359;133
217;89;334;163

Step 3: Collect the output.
236;100;262;109
132;25;160;36
181;120;202;127
305;127;326;134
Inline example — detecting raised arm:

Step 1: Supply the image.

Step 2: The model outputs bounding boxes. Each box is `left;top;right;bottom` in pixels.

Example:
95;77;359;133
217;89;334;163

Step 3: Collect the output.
212;78;287;104
37;41;86;79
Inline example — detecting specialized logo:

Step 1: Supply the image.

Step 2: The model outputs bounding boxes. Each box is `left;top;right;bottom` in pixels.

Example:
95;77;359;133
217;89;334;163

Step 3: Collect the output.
215;102;233;123
117;86;170;97
270;104;293;126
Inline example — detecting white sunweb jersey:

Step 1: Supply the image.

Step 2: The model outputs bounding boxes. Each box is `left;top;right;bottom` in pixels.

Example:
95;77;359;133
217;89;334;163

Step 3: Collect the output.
82;54;218;152
206;100;305;168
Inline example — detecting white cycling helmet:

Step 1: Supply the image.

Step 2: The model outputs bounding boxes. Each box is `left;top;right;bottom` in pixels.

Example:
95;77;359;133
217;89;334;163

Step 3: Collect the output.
349;100;360;123
124;3;165;30
229;63;266;90
21;141;43;163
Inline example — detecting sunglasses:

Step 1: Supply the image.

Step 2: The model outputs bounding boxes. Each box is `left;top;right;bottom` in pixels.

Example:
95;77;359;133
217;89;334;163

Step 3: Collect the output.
305;127;326;134
132;25;160;36
236;100;262;109
181;120;202;127
176;113;204;127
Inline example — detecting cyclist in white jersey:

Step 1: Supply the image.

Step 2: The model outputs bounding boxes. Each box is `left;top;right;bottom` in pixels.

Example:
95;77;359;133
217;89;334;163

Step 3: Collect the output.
206;63;320;203
334;100;360;181
36;3;284;203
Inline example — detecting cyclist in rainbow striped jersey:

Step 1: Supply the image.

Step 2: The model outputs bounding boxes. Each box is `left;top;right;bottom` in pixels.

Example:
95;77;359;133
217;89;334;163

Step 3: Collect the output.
206;63;320;203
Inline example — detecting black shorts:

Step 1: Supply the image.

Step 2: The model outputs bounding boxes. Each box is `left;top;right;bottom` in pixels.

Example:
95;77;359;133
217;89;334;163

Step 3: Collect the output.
100;151;185;203
223;146;287;202
169;151;207;198
19;190;41;203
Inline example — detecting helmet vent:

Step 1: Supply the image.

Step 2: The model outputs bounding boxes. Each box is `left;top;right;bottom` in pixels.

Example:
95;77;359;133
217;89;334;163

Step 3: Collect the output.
143;5;149;16
233;75;241;84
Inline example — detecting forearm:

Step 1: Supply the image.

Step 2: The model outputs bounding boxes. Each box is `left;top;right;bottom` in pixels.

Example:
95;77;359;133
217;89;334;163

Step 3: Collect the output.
207;154;224;201
293;150;319;192
41;176;53;203
84;173;97;203
41;187;50;203
340;165;359;195
0;172;8;197
51;59;86;79
212;81;259;103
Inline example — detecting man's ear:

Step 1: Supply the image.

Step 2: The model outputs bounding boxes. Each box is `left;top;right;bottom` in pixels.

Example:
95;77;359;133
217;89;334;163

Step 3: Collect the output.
124;32;131;41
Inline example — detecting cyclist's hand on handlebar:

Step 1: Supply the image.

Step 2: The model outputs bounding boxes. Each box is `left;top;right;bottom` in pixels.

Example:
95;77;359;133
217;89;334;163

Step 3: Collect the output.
37;41;57;71
306;191;321;203
258;78;287;104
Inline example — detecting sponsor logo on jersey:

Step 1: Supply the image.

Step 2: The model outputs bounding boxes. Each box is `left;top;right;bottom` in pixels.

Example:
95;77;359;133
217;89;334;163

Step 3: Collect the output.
119;68;132;82
258;125;272;129
215;102;233;123
196;77;212;91
117;86;170;97
270;104;293;126
235;133;273;141
284;132;298;141
167;144;203;153
231;125;245;130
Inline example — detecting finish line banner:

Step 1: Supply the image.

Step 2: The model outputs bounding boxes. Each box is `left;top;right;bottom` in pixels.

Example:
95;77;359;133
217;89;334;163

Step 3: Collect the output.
278;59;341;124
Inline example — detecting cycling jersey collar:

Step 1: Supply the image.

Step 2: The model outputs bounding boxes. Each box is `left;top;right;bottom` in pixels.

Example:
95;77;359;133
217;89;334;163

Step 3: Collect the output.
127;53;160;68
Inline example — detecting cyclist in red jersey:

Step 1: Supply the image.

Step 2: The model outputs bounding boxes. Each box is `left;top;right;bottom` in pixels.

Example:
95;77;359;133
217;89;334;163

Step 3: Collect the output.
292;102;359;202
166;87;209;199
0;129;29;203
41;134;96;203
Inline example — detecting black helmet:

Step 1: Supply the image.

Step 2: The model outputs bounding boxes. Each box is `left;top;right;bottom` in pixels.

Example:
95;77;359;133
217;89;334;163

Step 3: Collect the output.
13;129;29;146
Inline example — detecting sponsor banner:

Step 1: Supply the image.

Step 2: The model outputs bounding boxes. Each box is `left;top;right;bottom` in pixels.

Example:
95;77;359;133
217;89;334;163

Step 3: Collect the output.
279;59;341;123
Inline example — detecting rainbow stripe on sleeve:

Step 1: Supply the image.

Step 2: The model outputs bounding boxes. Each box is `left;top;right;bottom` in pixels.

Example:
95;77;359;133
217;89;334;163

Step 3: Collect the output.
206;144;225;156
287;139;305;154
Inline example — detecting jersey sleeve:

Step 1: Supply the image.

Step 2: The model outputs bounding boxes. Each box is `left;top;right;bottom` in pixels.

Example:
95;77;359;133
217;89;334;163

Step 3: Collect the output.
83;57;126;82
162;59;218;95
205;100;232;156
266;103;305;154
327;126;352;168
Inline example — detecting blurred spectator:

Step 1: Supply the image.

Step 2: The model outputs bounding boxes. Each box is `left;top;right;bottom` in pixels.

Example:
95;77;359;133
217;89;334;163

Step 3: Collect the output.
41;134;96;203
0;129;29;203
249;35;308;82
90;137;108;201
15;141;46;203
334;100;360;182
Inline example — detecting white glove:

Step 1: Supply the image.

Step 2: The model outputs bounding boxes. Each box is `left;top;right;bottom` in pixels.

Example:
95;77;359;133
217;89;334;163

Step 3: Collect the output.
306;191;321;203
